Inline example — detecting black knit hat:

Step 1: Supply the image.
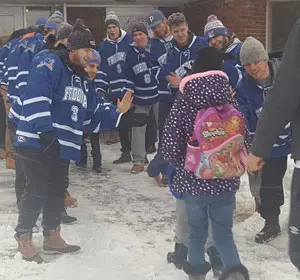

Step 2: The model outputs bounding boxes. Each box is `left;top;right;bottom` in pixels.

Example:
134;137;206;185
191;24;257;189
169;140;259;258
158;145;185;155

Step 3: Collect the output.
132;23;148;36
67;19;96;50
191;47;233;74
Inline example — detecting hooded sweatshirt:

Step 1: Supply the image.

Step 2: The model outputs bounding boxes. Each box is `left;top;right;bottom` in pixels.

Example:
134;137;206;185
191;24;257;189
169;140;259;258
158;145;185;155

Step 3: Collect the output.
95;30;133;102
161;71;245;196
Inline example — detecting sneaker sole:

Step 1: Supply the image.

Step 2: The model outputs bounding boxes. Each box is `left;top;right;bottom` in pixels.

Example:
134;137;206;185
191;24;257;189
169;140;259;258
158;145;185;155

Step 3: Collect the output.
43;248;81;255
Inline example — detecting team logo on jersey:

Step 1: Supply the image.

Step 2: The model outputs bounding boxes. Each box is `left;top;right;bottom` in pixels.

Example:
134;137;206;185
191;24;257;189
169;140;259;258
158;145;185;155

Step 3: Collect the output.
37;58;55;71
71;75;82;88
17;136;27;143
8;112;13;119
64;75;87;108
149;16;154;23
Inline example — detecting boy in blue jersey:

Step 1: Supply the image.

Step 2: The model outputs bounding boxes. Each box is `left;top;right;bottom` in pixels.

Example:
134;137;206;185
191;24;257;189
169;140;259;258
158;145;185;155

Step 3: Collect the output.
123;23;159;174
13;19;132;264
237;37;291;244
96;11;134;164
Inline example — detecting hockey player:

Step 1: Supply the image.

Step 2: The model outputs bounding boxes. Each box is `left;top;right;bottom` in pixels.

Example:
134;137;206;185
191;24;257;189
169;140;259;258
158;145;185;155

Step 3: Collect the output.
13;19;132;264
122;23;159;174
96;11;133;164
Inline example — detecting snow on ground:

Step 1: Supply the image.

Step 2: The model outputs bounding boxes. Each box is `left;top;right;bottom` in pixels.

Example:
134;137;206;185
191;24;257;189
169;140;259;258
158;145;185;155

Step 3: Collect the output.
0;144;299;280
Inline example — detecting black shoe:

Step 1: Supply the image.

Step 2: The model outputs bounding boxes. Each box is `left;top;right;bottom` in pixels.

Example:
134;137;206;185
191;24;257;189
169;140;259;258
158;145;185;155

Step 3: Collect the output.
113;152;131;164
92;166;102;173
207;246;223;278
76;161;87;169
167;243;188;269
146;144;157;154
255;220;281;244
61;211;77;225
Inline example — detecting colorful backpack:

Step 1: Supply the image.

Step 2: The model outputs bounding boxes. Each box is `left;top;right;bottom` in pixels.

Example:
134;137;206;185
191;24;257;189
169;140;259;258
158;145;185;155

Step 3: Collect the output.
184;104;247;180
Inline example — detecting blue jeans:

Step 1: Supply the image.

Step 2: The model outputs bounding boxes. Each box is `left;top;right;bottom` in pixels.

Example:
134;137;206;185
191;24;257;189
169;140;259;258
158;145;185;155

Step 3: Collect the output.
183;192;240;268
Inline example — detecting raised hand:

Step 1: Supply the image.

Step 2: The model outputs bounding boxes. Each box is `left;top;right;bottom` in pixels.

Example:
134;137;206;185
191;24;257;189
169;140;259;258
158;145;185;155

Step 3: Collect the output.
117;91;133;113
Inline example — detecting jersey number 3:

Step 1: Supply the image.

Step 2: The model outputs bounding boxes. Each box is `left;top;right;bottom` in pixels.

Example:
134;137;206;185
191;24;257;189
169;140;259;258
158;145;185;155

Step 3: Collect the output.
71;105;79;122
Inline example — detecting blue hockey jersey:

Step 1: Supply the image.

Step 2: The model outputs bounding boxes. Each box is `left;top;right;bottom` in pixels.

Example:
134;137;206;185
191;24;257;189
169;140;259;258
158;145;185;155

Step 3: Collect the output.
0;37;20;82
150;35;174;102
3;32;43;102
160;34;207;102
14;51;121;161
123;43;158;106
95;30;132;102
16;34;45;96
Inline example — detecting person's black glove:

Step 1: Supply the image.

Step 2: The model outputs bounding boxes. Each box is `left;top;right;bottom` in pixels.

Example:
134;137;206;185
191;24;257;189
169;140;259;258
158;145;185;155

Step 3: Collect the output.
39;132;60;160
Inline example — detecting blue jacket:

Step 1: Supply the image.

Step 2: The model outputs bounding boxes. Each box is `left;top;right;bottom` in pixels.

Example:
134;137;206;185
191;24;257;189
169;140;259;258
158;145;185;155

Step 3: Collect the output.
3;33;44;102
95;30;132;102
15;34;45;97
123;43;158;106
161;34;207;102
149;35;173;101
0;37;20;81
236;58;291;158
14;50;121;162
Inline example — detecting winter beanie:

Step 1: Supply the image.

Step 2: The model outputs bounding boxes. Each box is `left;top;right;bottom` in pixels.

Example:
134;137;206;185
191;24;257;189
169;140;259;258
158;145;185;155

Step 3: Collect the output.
240;36;269;65
56;22;73;41
35;18;47;26
88;50;101;65
132;23;148;36
105;11;120;29
204;14;228;39
45;11;64;30
68;18;96;50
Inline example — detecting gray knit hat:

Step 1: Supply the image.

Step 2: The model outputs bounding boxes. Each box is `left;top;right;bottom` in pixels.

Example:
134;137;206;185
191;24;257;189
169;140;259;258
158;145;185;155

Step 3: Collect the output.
56;23;73;41
45;11;64;30
67;19;96;50
240;37;269;65
105;11;120;29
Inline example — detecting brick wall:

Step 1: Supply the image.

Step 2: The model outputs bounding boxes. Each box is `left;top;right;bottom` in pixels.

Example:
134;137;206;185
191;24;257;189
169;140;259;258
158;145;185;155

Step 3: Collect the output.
184;0;267;44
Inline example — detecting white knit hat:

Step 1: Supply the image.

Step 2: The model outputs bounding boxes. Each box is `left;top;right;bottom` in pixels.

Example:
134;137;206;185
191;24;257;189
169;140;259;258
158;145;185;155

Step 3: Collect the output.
204;15;228;39
240;37;269;65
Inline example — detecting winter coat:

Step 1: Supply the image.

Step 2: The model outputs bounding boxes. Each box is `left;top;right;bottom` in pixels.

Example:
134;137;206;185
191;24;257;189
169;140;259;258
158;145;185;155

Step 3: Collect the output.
161;71;243;196
95;30;133;102
236;58;291;158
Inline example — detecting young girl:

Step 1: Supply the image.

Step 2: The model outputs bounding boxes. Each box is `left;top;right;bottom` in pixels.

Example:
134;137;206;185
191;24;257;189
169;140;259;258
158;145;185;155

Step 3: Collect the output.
161;47;249;280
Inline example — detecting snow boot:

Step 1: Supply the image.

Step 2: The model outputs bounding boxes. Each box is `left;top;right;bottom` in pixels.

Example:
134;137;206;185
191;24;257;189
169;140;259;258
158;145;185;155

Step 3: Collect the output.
15;233;43;264
188;275;206;280
255;218;281;244
167;243;188;269
61;210;77;225
64;191;78;208
219;264;249;280
131;164;145;174
43;226;81;254
184;262;211;279
207;246;223;278
113;152;131;164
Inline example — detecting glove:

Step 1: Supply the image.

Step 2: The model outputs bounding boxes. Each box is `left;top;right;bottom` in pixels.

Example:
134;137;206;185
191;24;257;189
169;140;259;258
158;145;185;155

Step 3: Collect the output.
39;132;60;160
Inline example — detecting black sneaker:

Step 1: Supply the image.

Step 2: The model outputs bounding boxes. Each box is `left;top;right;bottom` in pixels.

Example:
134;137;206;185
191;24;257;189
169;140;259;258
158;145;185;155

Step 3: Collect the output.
61;211;77;225
113;152;131;164
167;243;188;269
255;220;281;244
207;246;223;278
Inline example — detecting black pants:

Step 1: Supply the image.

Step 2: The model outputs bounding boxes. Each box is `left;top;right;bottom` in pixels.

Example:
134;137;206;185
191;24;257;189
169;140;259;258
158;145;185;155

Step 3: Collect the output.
0;94;5;149
7;123;26;209
289;167;300;272
259;156;287;221
158;101;173;140
118;105;157;154
15;150;67;234
79;134;102;168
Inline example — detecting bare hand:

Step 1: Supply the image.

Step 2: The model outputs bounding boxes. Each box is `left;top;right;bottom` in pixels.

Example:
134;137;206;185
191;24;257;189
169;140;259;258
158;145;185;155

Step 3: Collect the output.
117;91;133;113
167;72;181;88
246;153;264;174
